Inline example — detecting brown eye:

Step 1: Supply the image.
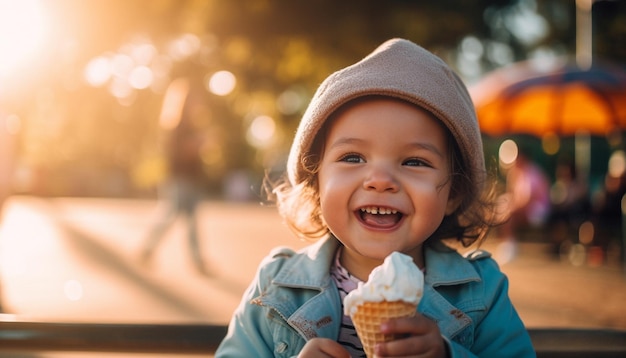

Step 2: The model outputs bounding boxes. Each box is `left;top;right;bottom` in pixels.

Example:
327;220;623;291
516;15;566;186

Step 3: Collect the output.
403;158;430;167
339;153;364;163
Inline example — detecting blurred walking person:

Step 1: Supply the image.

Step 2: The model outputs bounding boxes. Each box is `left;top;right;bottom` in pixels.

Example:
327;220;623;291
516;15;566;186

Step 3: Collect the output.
497;144;551;263
548;158;590;256
140;78;208;274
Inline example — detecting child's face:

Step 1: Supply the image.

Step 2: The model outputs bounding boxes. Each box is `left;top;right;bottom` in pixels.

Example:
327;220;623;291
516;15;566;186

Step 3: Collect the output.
317;98;457;272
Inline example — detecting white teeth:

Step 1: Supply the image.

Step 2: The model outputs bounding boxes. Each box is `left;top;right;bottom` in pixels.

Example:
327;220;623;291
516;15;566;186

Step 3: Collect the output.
360;207;398;215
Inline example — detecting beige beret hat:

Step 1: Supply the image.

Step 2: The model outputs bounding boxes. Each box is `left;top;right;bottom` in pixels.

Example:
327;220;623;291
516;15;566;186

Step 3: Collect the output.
287;38;485;190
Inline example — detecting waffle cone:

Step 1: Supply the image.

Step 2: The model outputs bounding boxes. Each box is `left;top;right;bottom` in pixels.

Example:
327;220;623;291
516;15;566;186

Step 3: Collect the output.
351;300;417;358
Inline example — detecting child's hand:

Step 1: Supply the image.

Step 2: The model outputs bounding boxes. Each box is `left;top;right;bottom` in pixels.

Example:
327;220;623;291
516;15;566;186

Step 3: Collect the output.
297;338;351;358
375;314;448;358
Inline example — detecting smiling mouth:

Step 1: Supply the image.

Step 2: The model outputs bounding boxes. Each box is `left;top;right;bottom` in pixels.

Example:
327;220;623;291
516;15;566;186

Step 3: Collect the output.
358;206;403;228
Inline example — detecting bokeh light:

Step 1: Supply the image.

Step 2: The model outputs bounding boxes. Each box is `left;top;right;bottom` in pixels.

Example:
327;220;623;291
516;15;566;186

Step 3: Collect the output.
111;53;134;79
206;70;236;96
486;41;514;66
277;88;306;115
167;33;201;61
499;139;519;167
83;39;170;107
109;77;134;101
608;150;626;178
246;115;276;149
541;132;560;155
128;65;154;89
130;42;157;66
578;220;594;245
84;56;112;87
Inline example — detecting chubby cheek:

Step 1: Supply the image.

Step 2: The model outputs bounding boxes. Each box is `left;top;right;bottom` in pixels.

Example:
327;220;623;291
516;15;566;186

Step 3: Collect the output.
412;183;454;223
318;173;353;229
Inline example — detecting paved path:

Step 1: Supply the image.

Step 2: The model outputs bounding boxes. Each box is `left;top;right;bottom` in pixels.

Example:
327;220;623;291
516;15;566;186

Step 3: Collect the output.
0;196;625;330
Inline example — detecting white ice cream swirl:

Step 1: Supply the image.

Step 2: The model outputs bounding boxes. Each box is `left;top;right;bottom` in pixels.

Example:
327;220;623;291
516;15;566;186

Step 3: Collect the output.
343;251;424;316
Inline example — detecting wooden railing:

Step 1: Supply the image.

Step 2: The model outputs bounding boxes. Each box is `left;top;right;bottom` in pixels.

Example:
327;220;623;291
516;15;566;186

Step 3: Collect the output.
0;320;226;355
1;319;625;357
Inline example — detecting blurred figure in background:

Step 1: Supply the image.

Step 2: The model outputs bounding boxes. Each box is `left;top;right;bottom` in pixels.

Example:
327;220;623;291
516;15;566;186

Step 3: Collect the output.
497;145;551;263
548;157;590;256
140;78;209;274
592;150;626;266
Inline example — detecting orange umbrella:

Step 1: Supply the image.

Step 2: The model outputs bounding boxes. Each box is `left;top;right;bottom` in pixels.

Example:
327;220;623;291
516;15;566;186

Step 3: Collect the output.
469;59;626;137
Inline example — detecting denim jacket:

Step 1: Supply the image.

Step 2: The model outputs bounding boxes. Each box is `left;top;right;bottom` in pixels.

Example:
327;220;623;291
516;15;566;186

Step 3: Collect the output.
216;237;535;357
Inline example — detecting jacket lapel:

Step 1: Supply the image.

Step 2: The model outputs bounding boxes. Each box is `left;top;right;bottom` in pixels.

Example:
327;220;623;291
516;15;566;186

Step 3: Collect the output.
420;243;481;339
261;237;342;340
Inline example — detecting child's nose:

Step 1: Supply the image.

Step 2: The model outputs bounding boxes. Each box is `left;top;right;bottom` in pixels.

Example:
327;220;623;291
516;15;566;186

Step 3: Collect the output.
363;166;399;192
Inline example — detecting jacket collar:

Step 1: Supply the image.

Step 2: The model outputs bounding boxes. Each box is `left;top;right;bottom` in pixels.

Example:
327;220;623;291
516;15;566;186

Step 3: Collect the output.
267;237;341;340
273;237;482;282
424;241;482;286
272;236;339;289
268;237;483;340
273;237;482;287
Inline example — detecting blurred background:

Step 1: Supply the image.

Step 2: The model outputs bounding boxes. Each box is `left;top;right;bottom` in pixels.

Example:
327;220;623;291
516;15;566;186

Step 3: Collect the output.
1;0;626;331
0;0;623;200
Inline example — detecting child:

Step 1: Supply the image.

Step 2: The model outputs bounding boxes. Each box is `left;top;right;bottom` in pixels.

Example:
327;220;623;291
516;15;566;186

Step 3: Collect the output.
216;38;535;357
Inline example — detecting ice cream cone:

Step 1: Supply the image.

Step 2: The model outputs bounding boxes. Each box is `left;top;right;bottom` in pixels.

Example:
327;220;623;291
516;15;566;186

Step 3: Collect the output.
351;300;417;358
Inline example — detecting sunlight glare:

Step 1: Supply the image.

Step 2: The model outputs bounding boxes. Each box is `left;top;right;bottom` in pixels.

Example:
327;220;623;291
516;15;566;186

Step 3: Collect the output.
64;279;84;301
0;0;46;77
